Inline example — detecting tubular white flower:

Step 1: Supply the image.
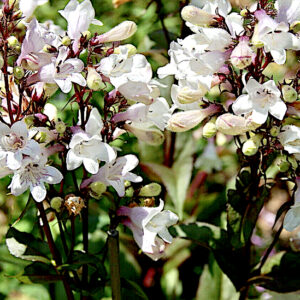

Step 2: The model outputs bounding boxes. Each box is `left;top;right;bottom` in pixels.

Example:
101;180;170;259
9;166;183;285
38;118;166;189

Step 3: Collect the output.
94;21;137;43
117;199;179;260
278;125;300;156
232;78;287;124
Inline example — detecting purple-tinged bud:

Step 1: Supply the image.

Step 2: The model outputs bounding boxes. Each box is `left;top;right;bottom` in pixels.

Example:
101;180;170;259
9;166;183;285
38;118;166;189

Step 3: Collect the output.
230;36;254;69
181;5;217;26
167;104;222;133
93;21;137;44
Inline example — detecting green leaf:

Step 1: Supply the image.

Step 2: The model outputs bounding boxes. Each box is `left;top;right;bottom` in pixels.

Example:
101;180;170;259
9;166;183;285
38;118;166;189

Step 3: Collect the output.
144;136;194;218
6;227;51;263
196;255;240;300
121;278;149;300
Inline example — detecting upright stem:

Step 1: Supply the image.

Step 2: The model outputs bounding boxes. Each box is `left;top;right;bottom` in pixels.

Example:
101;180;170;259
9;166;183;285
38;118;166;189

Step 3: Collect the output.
108;229;121;300
36;202;74;300
81;199;89;300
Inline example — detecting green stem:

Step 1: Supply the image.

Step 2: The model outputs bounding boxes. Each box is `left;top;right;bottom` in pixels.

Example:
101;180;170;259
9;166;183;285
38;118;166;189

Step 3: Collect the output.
108;229;121;300
81;199;89;300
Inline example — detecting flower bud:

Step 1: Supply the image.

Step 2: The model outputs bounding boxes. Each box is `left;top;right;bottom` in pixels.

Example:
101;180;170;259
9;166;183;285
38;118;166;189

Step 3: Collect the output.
124;123;165;145
61;35;71;46
82;31;92;40
270;126;280;137
24;115;35;127
35;131;47;143
203;121;217;138
7;36;19;48
181;5;217;26
252;25;264;48
242;139;259;156
89;181;106;199
216;113;259;135
240;9;248;17
0;54;4;70
50;197;63;213
55;121;66;134
95;21;137;43
230;36;254;69
282;85;298;103
124;180;131;188
139;183;162;197
168;105;221;133
43;44;53;53
125;186;134;198
13;66;24;79
176;85;206;104
87;67;105;91
114;44;137;57
277;158;290;173
291;21;300;33
140;197;155;207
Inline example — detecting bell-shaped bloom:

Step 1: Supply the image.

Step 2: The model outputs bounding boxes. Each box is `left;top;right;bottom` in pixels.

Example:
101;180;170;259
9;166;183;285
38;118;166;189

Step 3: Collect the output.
94;21;137;43
167;104;222;132
254;10;300;64
66;108;116;174
8;156;63;202
275;0;300;25
186;0;244;36
215;113;260;135
59;0;102;53
28;47;86;93
181;5;218;27
17;19;54;70
112;97;170;131
117;199;179;260
283;178;300;231
81;155;142;196
20;0;48;21
97;46;152;89
232;78;287;124
278;125;300;156
0;120;41;170
230;36;255;69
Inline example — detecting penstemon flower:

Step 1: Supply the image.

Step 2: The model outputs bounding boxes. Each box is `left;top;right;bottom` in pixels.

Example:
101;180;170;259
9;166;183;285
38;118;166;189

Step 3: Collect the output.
117;199;179;260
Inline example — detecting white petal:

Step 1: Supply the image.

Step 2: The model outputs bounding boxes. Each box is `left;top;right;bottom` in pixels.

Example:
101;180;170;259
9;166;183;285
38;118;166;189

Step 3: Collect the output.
96;143;116;163
6;152;22;170
232;95;253;115
43;166;63;184
109;178;125;197
66;149;83;170
30;183;47;202
11;121;28;139
83;157;99;174
85;108;103;136
269;100;287;120
70;73;86;87
55;78;73;93
270;49;286;65
9;174;28;196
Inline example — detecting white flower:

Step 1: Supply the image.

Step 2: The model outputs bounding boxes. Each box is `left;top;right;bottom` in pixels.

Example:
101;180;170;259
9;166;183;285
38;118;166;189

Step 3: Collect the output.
8;156;63;202
232;78;287;124
0;120;41;170
81;155;142;196
112;97;170;131
254;10;300;65
117;199;179;261
278;125;300;157
66;108;116;174
275;0;300;25
283;178;300;231
188;0;244;36
20;0;48;20
33;46;86;93
97;46;152;89
59;0;102;52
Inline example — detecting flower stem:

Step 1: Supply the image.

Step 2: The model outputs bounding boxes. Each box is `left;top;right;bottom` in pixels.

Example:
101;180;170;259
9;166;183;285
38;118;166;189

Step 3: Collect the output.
107;229;121;300
36;202;74;300
81;199;89;300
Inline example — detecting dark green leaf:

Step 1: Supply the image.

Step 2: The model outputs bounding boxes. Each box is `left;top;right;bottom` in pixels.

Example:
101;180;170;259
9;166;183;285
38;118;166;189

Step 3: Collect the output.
121;278;149;300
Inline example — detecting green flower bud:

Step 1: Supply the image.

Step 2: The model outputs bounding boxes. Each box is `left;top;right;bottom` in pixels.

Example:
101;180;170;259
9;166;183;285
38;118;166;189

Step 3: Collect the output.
87;67;105;91
114;44;137;57
125;186;134;198
36;131;47;143
50;197;63;213
61;36;71;46
13;66;24;79
282;85;297;103
242;139;259;156
289;156;298;169
124;180;131;188
270;126;280;137
43;44;53;53
139;183;162;197
277;158;290;173
7;36;19;48
55;121;66;134
203;121;217;138
90;181;106;199
24;115;34;127
291;21;300;33
82;31;92;40
240;9;248;17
